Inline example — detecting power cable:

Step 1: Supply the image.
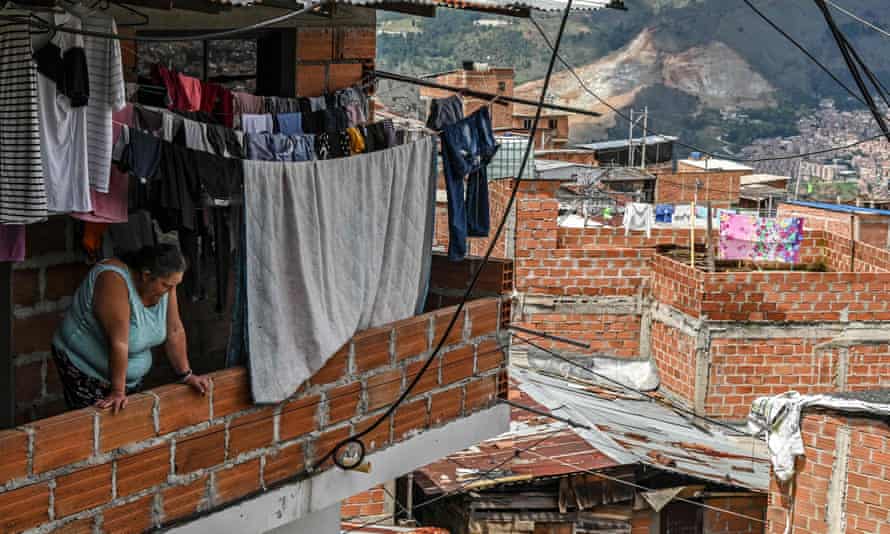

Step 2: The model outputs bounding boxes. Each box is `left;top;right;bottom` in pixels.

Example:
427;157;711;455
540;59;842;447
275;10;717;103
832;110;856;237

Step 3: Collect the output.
341;428;568;534
814;0;890;141
739;0;869;107
523;449;767;524
0;0;324;42
313;0;579;472
347;406;767;533
528;12;889;164
826;0;890;39
511;333;753;437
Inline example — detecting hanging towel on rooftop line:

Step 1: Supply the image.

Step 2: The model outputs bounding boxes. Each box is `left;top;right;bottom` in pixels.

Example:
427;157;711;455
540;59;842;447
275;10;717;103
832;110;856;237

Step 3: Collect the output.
243;137;436;403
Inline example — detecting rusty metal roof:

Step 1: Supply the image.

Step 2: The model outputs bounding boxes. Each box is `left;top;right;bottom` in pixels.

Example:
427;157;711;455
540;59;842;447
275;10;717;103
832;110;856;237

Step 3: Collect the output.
414;386;618;495
416;369;770;496
341;524;449;533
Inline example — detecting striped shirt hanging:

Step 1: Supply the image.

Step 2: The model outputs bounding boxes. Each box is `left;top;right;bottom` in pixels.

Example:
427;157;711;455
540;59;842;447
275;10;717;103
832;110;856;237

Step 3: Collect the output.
78;11;126;193
0;17;47;224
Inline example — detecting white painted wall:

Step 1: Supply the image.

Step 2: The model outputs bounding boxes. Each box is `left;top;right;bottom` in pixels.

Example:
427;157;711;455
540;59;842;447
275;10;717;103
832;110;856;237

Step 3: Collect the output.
168;404;510;534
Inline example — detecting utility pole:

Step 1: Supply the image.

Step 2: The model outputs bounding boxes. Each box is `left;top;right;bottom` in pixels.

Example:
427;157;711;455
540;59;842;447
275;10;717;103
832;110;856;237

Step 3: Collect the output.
640;106;649;170
691;179;701;269
627;109;634;167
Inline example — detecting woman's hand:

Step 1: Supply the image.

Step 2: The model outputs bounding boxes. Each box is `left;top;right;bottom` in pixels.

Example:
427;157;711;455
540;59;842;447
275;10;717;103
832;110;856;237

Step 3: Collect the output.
96;390;128;414
184;374;210;396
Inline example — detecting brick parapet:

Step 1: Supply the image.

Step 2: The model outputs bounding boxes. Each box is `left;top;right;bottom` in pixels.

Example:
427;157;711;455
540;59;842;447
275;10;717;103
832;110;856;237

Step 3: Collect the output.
0;298;507;534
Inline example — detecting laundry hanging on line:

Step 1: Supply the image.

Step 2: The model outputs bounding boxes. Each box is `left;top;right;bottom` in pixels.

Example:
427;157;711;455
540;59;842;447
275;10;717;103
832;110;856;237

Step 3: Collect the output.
718;212;804;263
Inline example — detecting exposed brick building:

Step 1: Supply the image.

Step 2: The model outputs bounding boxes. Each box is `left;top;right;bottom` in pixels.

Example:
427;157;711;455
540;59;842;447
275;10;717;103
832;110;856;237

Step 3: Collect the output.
765;393;890;534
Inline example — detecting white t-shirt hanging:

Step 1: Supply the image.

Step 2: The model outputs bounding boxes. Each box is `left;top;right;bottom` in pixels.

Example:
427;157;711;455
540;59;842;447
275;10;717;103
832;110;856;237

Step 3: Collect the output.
75;9;126;193
35;14;91;214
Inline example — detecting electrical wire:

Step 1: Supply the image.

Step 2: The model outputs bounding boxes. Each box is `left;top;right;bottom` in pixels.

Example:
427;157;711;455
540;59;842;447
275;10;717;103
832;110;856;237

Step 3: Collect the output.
347;405;767;533
511;333;753;437
523;449;767;524
312;0;579;471
0;0;324;42
527;13;889;164
814;0;890;141
826;0;890;39
739;0;869;108
341;428;568;534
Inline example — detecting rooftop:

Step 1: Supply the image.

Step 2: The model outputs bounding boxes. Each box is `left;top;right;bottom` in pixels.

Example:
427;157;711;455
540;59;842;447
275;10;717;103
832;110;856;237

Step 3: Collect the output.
783;199;890;217
740;174;791;186
574;135;678;152
679;158;754;172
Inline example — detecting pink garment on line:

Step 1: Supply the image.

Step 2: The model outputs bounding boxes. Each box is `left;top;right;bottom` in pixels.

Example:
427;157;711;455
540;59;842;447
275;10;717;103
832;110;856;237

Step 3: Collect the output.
233;91;264;114
176;73;203;112
0;225;25;262
71;105;132;224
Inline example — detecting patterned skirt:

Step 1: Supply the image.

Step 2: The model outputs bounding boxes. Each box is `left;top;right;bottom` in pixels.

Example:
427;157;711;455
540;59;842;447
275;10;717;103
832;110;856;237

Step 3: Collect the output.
51;346;140;410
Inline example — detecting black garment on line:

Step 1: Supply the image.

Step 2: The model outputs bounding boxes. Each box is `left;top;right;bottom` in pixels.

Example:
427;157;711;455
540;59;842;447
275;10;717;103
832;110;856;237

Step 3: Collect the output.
34;42;90;107
212;209;231;313
206;124;244;159
121;129;162;179
153;142;200;232
362;122;389;153
174;109;220;125
136;75;168;108
193;149;244;201
133;106;165;134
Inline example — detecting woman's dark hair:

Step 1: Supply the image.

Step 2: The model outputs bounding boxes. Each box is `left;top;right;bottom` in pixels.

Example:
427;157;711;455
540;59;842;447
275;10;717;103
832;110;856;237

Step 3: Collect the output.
121;244;188;278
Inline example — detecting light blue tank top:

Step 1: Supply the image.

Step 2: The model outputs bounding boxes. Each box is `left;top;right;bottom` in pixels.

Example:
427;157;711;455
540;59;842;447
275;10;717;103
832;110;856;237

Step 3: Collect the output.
53;263;168;387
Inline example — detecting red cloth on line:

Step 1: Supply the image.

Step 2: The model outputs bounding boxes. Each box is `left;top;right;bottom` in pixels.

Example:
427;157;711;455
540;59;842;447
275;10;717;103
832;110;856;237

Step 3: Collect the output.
176;73;202;112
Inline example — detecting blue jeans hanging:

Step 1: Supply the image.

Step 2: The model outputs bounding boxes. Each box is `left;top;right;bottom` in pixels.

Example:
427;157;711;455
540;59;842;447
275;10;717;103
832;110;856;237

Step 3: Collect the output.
441;108;498;261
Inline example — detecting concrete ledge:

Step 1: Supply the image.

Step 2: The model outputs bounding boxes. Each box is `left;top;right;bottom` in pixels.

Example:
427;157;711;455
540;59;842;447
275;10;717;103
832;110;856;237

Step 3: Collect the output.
164;403;510;534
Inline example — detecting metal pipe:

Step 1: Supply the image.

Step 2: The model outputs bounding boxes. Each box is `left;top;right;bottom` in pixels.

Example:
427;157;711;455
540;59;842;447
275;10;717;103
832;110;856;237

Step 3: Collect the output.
507;324;591;349
373;69;603;119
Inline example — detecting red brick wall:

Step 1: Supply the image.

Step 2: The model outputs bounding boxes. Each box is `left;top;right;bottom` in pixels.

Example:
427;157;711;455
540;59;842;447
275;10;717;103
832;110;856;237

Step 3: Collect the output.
699;271;890;322
703;496;767;534
516;248;653;297
654;171;742;206
342;485;387;520
557;227;713;249
705;340;890;421
650;321;697;407
768;412;890;534
296;26;375;97
706;338;833;420
0;298;507;534
434;178;514;260
12;218;82;424
631;510;654;534
516;313;641;357
651;255;702;318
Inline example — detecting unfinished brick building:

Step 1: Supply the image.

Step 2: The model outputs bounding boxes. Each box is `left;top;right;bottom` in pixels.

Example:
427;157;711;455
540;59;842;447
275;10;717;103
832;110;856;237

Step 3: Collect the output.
479;177;890;425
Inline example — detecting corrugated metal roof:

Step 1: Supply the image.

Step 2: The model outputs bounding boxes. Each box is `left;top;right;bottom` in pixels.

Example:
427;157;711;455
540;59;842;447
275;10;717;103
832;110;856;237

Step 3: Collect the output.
414;387;619;495
417;369;770;496
783;199;890;217
215;0;610;11
514;368;770;491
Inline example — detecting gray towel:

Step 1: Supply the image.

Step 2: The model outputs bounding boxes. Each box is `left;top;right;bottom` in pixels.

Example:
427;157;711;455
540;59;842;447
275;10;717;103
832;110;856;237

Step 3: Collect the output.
244;137;436;403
